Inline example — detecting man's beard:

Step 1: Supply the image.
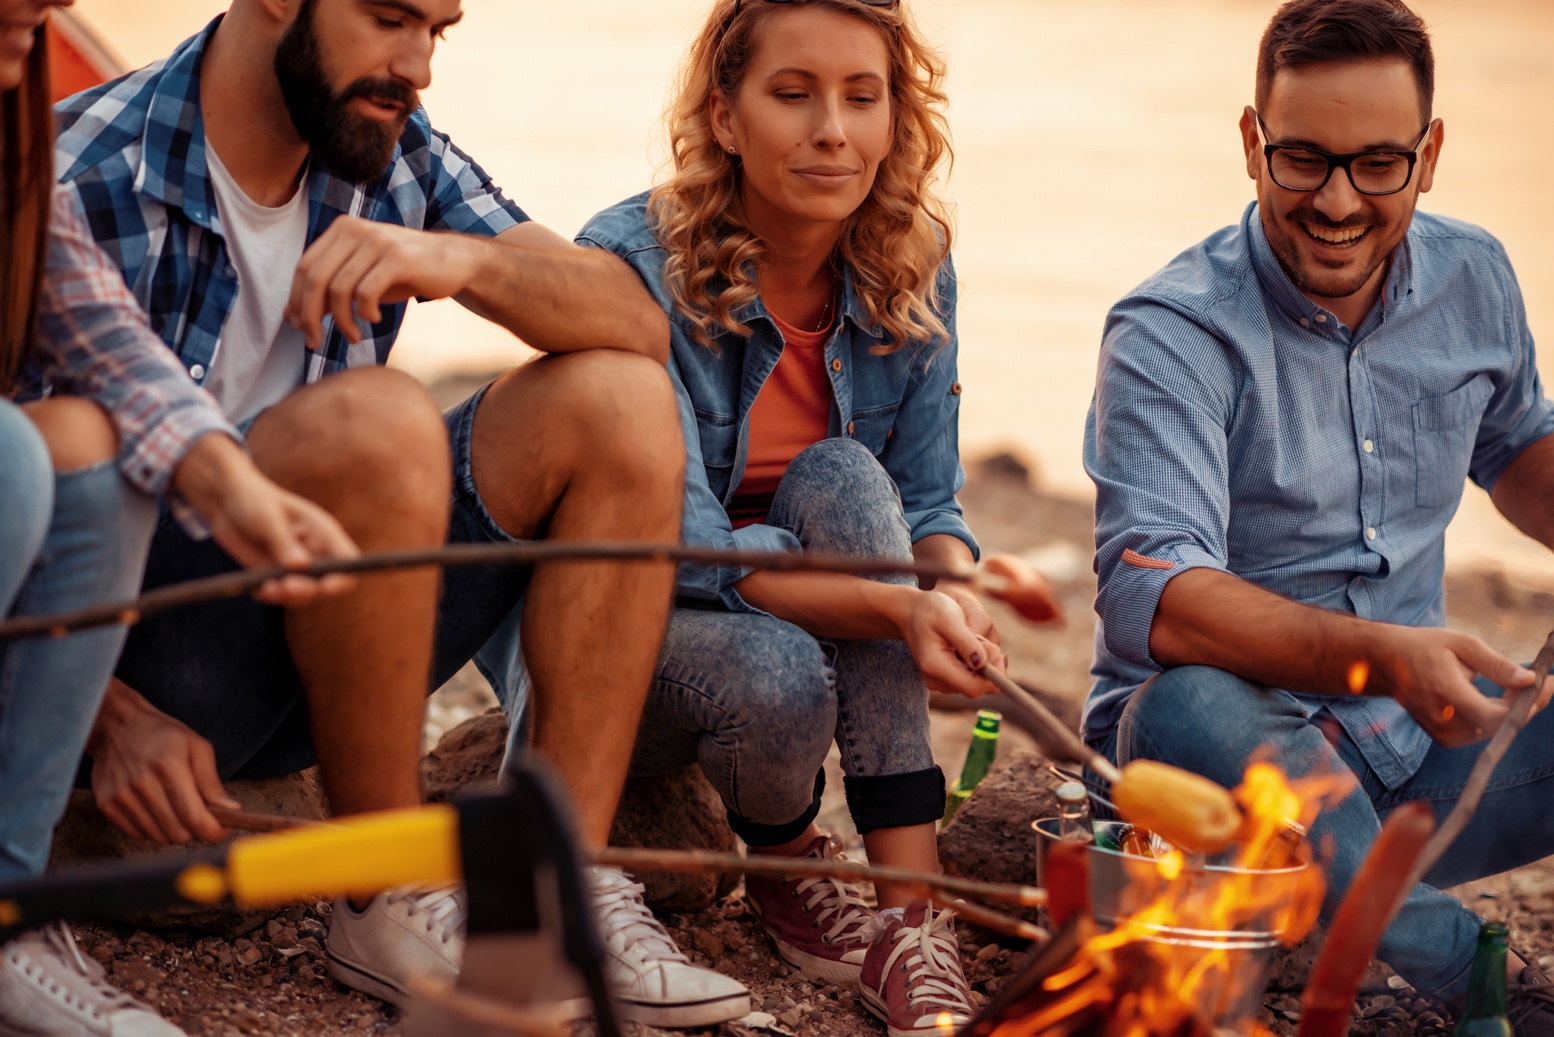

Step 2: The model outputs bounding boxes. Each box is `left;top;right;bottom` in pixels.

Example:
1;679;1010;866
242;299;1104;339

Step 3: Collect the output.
1265;202;1404;302
273;0;417;185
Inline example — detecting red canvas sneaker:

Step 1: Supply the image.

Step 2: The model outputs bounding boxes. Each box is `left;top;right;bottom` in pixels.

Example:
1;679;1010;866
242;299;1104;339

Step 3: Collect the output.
746;835;874;985
859;901;976;1037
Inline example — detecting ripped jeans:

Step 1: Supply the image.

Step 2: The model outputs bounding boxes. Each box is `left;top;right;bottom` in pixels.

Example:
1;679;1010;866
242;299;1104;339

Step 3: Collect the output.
629;438;946;845
0;398;156;880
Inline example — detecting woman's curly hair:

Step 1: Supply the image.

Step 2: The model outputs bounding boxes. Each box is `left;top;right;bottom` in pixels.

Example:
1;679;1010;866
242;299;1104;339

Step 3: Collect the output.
649;0;954;354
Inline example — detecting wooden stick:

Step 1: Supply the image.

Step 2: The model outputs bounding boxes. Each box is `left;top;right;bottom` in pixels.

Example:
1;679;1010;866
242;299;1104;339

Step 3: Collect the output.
66;789;303;834
0;540;985;643
980;668;1123;785
592;846;1047;909
1380;628;1554;935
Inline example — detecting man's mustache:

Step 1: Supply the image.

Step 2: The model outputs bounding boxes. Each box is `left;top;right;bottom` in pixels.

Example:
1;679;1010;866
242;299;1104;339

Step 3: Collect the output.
1287;207;1382;231
338;77;418;115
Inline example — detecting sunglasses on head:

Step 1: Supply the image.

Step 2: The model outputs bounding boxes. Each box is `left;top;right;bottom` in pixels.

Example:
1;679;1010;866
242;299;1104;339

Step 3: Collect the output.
733;0;899;11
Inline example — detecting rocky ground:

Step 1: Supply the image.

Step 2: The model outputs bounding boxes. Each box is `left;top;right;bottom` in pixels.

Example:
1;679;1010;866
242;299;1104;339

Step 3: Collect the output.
63;446;1554;1036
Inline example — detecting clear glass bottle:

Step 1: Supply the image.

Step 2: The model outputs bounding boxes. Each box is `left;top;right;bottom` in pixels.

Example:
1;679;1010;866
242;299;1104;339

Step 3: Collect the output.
1055;781;1094;844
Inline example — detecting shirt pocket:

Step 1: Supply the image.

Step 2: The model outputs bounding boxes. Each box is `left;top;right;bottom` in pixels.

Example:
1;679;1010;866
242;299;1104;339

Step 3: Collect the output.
850;402;901;456
1411;374;1493;508
693;407;739;471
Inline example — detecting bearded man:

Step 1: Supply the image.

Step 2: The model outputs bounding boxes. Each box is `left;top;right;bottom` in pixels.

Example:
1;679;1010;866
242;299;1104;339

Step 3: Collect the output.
1085;0;1554;1027
48;0;751;1030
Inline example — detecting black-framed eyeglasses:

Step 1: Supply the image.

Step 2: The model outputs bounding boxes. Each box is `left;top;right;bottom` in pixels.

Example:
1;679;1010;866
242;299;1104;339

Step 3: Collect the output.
1256;114;1431;196
733;0;899;12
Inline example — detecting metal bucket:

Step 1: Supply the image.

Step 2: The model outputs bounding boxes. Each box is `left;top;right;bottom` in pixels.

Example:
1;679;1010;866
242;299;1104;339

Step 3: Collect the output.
1033;818;1307;1032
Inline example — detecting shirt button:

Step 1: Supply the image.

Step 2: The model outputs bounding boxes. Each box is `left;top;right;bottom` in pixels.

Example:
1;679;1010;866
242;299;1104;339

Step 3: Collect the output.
1362;439;1375;454
189;363;206;380
1315;314;1328;323
951;382;963;396
847;421;856;436
830;358;842;373
1366;526;1378;541
1299;317;1311;328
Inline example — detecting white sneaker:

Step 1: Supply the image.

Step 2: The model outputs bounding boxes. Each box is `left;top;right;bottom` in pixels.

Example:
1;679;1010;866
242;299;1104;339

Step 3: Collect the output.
0;923;184;1036
326;885;465;1007
589;866;750;1028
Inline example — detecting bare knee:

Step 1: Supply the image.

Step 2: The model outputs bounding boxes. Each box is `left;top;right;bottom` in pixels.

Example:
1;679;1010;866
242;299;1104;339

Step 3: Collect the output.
250;368;450;522
547;351;684;482
22;397;119;472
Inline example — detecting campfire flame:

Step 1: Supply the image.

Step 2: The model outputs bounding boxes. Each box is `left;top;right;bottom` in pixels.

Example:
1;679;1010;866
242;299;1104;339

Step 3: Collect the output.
987;762;1355;1037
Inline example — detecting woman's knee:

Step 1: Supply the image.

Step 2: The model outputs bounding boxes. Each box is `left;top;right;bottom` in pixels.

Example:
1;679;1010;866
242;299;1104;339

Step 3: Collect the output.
22;397;119;473
769;438;910;554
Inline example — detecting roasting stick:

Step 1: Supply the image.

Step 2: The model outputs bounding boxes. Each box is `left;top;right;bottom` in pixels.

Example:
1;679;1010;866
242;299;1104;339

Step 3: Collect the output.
0;542;1057;643
63;791;1045;923
1380;626;1554;934
977;666;1243;856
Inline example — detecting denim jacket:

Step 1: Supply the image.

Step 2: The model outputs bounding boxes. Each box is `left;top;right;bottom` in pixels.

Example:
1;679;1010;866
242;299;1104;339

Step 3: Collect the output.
578;192;977;613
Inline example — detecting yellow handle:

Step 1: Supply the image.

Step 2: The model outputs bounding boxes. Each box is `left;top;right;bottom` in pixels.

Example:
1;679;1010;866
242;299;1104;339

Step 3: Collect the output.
224;804;462;907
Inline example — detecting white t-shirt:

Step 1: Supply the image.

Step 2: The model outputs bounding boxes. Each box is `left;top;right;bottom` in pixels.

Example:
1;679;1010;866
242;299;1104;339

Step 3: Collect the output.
202;147;309;425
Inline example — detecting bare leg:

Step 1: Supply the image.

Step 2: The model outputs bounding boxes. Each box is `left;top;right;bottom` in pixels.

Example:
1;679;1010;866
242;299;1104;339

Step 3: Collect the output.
468;351;683;848
245;367;451;815
863;824;940;909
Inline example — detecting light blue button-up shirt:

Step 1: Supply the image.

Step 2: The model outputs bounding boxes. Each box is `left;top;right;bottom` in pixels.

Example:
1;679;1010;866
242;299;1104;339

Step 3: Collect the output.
1085;202;1554;789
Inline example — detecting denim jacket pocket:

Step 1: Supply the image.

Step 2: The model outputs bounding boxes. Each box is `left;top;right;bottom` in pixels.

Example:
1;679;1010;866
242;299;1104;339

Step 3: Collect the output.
1412;373;1492;508
694;408;739;470
850;403;901;456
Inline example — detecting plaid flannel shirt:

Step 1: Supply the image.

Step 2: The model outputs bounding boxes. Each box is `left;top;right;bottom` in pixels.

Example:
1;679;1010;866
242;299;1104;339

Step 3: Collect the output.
28;186;237;498
51;16;528;392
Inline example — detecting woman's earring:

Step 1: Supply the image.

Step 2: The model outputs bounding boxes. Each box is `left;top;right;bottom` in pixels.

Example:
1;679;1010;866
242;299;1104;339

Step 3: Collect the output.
728;145;738;154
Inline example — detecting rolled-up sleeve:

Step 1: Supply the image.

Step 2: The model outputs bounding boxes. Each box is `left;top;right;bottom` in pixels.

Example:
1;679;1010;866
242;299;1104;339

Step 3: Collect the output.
1468;241;1554;492
423;123;529;237
882;259;977;558
1086;301;1238;670
34;187;237;499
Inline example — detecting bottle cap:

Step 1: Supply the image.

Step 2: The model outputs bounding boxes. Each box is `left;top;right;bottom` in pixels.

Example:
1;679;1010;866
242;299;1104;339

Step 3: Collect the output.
974;710;1002;734
1056;781;1087;804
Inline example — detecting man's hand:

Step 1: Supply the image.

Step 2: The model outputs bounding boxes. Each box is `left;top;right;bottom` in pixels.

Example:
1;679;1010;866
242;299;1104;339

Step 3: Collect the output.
1371;626;1539;747
86;679;238;845
285;218;484;350
173;433;359;606
898;590;1005;698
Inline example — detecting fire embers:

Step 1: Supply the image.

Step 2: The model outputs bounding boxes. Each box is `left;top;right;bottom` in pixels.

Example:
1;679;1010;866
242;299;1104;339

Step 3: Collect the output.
983;761;1354;1036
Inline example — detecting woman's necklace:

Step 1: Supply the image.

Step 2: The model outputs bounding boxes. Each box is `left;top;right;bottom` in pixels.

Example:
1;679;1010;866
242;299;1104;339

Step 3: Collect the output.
812;271;841;333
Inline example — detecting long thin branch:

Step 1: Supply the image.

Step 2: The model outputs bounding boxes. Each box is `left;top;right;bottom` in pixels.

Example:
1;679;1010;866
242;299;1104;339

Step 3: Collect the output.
1381;628;1554;933
0;541;977;642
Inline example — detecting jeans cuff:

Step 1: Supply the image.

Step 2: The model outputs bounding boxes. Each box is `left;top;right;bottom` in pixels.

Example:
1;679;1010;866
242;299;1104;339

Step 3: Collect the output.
844;766;946;834
728;770;826;847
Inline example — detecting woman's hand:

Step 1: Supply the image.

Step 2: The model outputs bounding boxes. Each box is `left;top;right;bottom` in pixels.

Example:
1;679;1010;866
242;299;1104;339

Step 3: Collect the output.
935;582;1002;647
898;590;1004;698
172;433;360;606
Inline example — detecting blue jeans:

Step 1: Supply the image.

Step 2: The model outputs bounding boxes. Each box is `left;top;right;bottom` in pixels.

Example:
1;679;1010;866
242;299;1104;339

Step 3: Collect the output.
1088;665;1554;1001
0;399;156;880
629;439;945;845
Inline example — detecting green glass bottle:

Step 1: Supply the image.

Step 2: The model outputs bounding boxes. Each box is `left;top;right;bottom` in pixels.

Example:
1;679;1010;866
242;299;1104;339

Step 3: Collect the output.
1452;922;1513;1037
941;710;1001;827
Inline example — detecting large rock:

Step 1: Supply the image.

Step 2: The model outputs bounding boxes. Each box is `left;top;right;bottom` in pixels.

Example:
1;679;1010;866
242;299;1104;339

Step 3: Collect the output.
938;749;1066;888
421;708;740;914
50;769;330;936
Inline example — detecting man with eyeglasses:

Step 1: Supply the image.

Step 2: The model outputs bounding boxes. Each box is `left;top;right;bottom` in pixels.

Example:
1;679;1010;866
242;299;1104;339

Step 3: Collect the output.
1084;0;1554;1025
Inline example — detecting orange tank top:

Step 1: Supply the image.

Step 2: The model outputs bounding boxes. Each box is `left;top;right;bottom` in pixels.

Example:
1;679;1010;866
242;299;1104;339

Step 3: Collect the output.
726;313;835;528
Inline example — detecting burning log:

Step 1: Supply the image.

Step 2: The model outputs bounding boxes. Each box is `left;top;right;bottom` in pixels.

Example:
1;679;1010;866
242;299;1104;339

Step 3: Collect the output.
1297;801;1436;1037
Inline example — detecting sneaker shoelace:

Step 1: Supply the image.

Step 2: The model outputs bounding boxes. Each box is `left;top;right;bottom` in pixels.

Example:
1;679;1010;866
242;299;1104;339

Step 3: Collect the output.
21;923;140;1021
790;837;872;946
383;885;467;946
1510;965;1554;1027
880;908;975;1016
589;867;689;965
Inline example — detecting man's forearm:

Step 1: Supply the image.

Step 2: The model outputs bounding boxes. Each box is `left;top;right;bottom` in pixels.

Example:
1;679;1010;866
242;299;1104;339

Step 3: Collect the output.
1151;568;1381;696
1491;433;1554;550
457;235;669;361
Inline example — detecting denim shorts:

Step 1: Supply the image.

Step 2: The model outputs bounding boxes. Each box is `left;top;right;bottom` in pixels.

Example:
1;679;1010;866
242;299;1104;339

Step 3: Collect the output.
104;384;530;780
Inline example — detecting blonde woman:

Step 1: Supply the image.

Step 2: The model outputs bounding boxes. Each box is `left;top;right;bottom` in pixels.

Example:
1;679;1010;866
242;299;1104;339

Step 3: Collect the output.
579;1;1059;1031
